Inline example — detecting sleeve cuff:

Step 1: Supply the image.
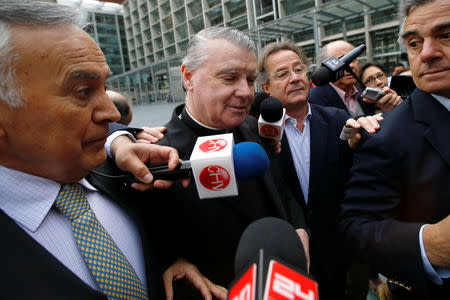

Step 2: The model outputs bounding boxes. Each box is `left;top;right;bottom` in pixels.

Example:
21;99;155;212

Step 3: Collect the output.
105;130;136;158
419;224;449;285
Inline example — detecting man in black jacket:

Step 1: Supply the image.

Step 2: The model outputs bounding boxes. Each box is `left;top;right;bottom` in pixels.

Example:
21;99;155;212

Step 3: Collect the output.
339;0;450;298
109;27;310;300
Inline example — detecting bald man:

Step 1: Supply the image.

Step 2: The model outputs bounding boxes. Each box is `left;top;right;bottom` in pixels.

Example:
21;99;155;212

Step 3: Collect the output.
107;90;133;125
309;40;376;118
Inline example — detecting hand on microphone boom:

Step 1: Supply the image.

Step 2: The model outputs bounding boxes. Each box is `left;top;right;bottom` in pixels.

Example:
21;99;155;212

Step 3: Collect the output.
136;141;270;181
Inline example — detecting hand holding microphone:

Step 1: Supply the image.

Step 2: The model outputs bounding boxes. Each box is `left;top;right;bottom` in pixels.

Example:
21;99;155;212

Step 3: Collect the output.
128;133;270;199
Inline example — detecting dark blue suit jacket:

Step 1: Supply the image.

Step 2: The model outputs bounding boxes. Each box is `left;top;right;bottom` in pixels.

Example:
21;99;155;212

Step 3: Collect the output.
309;83;376;117
0;168;165;299
339;88;450;299
280;103;353;299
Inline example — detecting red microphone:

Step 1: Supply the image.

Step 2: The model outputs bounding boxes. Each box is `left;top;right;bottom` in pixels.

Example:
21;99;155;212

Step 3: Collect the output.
228;218;318;300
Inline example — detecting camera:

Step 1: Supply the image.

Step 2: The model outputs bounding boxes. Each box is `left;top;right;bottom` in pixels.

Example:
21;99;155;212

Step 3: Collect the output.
361;87;385;101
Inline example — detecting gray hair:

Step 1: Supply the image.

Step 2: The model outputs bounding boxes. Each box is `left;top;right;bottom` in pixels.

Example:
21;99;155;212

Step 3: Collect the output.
398;0;435;49
0;0;88;107
257;40;309;86
181;26;256;71
398;0;434;19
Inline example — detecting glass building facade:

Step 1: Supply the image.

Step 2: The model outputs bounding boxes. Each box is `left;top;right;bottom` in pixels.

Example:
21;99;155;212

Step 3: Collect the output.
58;0;131;76
106;0;404;104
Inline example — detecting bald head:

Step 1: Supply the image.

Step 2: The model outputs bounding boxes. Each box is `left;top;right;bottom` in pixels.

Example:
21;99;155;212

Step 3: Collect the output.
322;40;359;93
107;90;133;125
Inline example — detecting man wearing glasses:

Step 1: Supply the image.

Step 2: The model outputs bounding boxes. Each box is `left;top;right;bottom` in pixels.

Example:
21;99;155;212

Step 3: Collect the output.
257;40;380;300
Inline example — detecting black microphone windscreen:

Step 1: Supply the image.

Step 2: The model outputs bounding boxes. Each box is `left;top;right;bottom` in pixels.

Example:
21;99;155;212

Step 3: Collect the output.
311;67;334;86
234;217;307;276
251;92;270;116
260;98;283;122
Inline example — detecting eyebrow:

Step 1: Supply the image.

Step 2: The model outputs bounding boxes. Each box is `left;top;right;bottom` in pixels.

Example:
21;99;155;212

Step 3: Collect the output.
219;69;258;77
402;22;450;40
68;71;112;80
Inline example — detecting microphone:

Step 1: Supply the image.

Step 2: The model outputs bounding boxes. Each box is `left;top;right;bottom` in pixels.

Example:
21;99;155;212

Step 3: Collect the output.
258;97;286;141
139;133;270;199
311;44;366;86
228;217;318;300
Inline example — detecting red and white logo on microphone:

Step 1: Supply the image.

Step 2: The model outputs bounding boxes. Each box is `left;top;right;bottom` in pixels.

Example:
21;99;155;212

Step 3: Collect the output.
199;139;228;153
228;264;257;300
199;165;231;191
260;125;279;138
264;261;318;300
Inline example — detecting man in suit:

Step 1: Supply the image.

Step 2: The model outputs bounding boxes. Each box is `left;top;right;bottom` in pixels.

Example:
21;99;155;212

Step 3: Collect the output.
0;1;195;299
309;40;377;117
339;0;450;298
257;40;370;299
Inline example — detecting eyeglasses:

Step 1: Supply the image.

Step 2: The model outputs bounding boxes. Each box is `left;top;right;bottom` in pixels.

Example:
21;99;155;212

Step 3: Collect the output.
363;72;386;86
271;64;308;81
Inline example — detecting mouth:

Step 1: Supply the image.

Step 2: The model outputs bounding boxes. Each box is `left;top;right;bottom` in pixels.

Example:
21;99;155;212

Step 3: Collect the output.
421;68;449;76
84;133;108;146
228;105;248;113
288;86;305;94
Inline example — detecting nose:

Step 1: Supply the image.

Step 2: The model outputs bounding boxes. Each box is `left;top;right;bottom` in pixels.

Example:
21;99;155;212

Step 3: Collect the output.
235;78;254;99
420;38;443;63
289;69;303;82
93;91;121;123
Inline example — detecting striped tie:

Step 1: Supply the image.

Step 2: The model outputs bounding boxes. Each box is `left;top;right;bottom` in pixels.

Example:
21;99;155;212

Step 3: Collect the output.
54;184;148;300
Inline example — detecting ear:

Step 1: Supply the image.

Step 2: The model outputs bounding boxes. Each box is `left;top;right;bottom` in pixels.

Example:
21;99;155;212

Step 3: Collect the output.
262;83;271;95
0;102;9;151
181;64;194;92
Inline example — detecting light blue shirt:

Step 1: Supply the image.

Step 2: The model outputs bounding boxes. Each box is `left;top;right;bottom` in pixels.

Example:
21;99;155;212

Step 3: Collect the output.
0;166;147;291
419;94;450;285
284;104;312;204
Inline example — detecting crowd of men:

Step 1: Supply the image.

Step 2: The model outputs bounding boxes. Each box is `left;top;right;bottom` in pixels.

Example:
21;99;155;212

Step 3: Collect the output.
0;0;448;299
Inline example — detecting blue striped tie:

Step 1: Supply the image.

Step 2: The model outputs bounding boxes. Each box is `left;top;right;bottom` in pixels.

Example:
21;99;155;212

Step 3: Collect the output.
54;184;149;300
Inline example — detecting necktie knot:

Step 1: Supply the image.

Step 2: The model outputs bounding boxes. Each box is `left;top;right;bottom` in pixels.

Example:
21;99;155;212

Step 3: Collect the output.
54;183;89;222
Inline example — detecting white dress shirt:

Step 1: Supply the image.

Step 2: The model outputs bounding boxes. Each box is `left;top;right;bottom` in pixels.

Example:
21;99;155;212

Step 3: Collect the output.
284;104;312;204
0;166;147;291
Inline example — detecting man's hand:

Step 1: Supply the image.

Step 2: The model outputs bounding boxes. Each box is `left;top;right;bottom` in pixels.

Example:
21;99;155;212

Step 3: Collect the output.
296;228;310;273
375;87;403;113
163;258;228;300
136;126;166;144
111;135;188;191
344;114;384;149
362;87;402;113
269;139;281;155
423;214;450;268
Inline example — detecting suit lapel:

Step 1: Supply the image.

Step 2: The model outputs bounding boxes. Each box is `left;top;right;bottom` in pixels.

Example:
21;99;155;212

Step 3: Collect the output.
0;211;105;299
309;107;328;205
280;134;306;206
412;89;450;167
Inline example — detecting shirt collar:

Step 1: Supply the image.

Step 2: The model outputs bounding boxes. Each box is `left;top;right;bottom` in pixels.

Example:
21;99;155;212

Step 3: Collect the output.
432;94;450;112
329;82;359;99
285;103;312;126
0;166;97;232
